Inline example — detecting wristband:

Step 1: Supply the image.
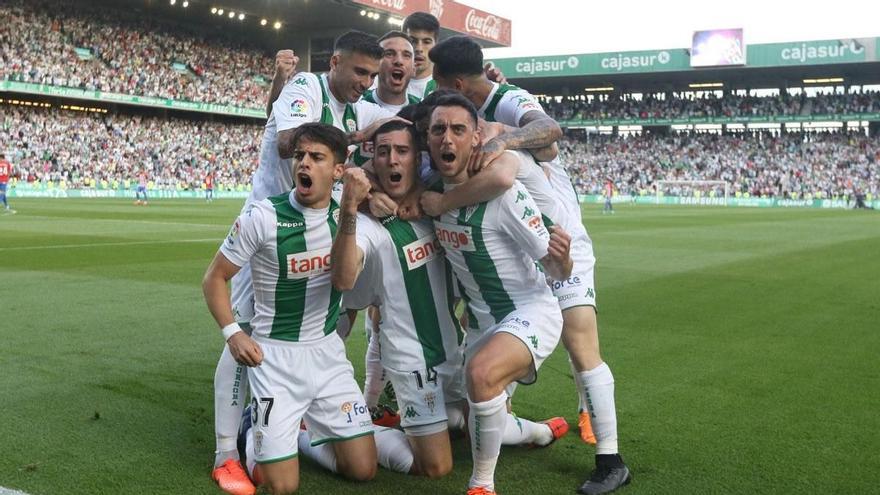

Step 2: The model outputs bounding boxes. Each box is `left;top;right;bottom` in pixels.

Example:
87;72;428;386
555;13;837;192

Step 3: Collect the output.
221;322;243;341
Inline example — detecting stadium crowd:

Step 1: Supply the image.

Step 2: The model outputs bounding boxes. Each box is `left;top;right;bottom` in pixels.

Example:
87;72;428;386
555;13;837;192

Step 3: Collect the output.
561;130;880;199
1;106;261;190
540;90;880;121
0;0;273;108
3;104;876;200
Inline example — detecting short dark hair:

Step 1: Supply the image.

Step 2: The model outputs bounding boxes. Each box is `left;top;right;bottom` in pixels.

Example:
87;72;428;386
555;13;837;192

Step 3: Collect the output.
396;103;420;123
373;120;418;152
378;30;411;45
403;12;440;40
430;92;478;126
291;123;349;164
413;88;459;129
429;35;483;79
334;30;383;60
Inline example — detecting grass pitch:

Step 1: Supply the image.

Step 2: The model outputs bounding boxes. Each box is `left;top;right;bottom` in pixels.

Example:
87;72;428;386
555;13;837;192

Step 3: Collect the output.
1;199;878;494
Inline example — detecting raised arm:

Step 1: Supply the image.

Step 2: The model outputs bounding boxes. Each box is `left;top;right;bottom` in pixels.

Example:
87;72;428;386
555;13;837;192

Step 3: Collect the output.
266;50;299;118
331;168;372;291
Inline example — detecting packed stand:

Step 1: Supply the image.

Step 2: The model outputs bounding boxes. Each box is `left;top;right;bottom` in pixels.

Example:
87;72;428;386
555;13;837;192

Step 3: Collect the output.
540;91;880;122
560;130;880;199
0;0;273;108
2;106;261;190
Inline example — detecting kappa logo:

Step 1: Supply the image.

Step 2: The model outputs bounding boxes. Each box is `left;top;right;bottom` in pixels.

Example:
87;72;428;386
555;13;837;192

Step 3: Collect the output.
435;222;475;252
402;234;441;270
528;334;538;350
404;406;420;419
586;287;595;299
287;248;331;279
292;76;308;86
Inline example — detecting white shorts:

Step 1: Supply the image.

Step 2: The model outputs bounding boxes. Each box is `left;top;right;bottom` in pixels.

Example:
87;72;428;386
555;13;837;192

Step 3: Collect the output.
464;304;563;385
248;332;373;464
230;262;255;324
386;348;466;436
551;234;597;311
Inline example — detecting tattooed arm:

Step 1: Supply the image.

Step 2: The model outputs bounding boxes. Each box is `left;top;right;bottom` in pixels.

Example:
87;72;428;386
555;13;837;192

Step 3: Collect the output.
478;110;562;171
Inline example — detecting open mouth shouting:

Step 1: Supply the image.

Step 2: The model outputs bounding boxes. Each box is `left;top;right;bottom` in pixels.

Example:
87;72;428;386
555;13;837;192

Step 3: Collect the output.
297;171;314;195
389;171;403;183
389;68;406;86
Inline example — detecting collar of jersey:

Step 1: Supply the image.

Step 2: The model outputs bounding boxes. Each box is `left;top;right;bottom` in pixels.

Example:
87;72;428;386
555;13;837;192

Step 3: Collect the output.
288;190;331;216
478;81;500;118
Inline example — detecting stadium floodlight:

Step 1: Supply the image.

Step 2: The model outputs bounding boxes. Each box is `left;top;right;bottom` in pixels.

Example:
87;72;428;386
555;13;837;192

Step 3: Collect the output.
182;1;188;7
217;8;223;15
273;21;282;30
360;9;366;16
228;11;235;18
169;0;176;5
388;16;403;26
803;77;844;84
211;7;217;14
238;13;245;20
260;18;267;26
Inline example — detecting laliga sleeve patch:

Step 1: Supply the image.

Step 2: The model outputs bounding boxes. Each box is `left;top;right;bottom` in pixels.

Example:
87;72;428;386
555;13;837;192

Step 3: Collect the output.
290;99;309;118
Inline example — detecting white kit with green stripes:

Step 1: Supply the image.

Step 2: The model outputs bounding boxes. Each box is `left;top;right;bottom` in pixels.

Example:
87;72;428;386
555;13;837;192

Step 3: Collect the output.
221;191;342;343
345;213;463;372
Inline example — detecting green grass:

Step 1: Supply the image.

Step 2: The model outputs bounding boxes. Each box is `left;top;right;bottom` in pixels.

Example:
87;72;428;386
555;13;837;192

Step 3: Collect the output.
1;199;878;494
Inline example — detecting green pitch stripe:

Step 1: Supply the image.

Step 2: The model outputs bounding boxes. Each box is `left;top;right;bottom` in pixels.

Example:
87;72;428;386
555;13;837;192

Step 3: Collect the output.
323;201;341;335
383;217;446;367
459;204;516;323
270;195;308;341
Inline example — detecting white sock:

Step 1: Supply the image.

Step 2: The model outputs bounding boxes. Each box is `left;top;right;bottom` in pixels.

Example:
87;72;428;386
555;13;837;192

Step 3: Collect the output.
245;427;257;478
578;362;619;455
571;358;588;412
445;401;466;432
214;344;249;467
363;331;385;409
374;426;414;473
501;413;553;446
297;430;337;473
468;393;507;491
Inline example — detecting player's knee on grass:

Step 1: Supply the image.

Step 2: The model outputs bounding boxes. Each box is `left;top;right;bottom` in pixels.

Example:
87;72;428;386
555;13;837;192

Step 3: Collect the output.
259;463;299;495
409;430;453;478
334;438;377;481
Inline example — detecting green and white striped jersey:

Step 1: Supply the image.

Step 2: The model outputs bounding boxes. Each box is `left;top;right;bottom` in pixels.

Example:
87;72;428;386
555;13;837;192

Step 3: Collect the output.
434;181;558;331
407;75;436;100
344;214;463;370
220;191;341;343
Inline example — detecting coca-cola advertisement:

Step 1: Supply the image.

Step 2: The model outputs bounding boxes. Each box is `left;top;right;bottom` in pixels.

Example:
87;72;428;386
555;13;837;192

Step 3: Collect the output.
348;0;511;46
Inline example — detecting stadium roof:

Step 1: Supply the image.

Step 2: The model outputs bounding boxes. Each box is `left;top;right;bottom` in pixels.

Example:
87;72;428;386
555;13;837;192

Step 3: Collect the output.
489;37;880;95
117;0;510;48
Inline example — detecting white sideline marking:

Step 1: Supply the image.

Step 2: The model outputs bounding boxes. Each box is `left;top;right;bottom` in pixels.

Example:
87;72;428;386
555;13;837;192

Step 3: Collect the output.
0;238;219;252
0;487;33;495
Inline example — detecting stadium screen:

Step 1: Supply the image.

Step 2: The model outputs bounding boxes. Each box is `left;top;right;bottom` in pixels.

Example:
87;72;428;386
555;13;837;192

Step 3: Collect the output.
690;28;746;67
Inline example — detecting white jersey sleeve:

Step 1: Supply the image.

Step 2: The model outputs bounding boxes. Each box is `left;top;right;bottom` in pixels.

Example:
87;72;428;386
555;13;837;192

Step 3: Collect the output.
273;73;322;133
494;88;547;128
495;183;550;262
219;202;271;267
